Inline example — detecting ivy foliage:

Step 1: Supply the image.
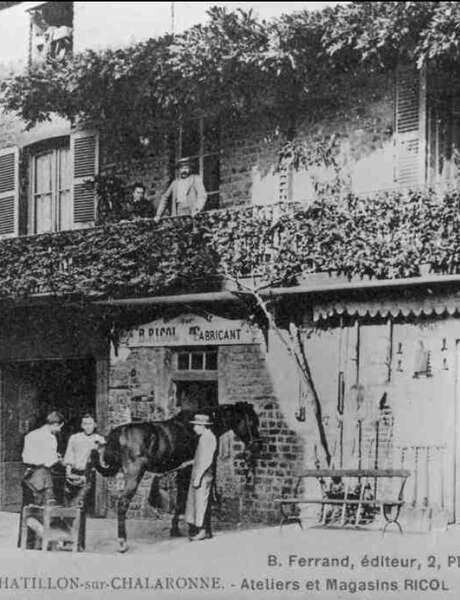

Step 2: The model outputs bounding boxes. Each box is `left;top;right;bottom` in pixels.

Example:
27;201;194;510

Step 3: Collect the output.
2;3;460;149
0;189;459;301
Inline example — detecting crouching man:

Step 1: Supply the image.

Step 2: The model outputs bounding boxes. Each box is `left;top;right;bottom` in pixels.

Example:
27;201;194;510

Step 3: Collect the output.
19;410;65;548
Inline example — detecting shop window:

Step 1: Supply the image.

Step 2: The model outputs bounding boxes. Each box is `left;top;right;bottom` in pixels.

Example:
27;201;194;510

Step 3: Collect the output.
29;1;73;64
176;116;220;209
176;348;218;372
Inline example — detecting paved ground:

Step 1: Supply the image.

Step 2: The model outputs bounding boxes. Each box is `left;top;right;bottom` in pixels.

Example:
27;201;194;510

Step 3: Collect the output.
1;511;460;600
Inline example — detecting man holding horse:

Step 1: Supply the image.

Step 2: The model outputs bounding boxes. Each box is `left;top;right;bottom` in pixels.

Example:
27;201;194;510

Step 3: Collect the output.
63;413;105;550
185;414;217;542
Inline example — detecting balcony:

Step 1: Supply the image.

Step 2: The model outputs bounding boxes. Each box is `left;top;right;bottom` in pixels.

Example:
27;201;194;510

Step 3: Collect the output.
0;188;459;303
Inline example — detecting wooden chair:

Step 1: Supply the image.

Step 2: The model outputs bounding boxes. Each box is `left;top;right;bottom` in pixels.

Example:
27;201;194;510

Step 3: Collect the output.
20;503;81;552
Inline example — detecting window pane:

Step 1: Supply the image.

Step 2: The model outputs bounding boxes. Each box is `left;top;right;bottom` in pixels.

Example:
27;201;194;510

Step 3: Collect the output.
58;147;71;191
205;351;217;371
191;352;204;370
58;190;72;231
203;153;220;192
35;194;53;233
203;119;220;152
35;153;52;194
178;352;189;370
181;119;201;158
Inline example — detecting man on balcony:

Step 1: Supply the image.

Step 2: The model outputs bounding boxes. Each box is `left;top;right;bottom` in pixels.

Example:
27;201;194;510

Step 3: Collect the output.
120;182;154;221
154;158;207;220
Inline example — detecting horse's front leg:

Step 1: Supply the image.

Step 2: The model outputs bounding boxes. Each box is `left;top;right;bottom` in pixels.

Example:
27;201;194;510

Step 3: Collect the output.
118;461;145;553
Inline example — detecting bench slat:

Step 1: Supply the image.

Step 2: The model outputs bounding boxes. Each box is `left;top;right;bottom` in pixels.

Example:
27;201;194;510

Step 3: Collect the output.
276;498;403;506
296;469;410;478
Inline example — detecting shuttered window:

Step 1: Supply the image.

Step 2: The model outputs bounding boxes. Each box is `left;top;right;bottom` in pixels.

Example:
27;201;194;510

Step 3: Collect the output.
394;65;427;187
31;143;71;234
71;131;99;226
0;147;18;237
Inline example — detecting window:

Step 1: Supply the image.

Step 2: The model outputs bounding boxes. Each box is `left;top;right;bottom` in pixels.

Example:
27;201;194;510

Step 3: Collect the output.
177;116;220;209
176;348;218;372
426;69;460;185
30;139;71;234
29;1;73;64
394;64;460;188
25;130;98;236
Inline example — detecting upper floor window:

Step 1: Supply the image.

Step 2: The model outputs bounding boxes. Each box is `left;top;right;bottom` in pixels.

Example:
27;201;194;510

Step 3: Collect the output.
0;130;99;239
29;1;73;64
30;138;71;234
394;64;460;188
176;116;220;210
27;131;99;235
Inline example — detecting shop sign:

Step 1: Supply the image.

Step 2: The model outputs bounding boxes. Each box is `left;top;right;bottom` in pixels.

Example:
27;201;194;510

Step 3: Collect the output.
125;313;262;347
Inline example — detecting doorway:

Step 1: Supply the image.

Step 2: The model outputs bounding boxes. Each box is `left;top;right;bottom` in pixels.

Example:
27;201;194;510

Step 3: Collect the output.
0;358;96;512
175;380;218;412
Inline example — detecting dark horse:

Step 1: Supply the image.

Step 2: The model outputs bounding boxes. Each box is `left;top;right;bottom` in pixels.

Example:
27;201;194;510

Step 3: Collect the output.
91;402;261;552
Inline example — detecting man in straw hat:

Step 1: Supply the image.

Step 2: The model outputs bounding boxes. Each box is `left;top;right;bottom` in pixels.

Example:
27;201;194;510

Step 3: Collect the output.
185;413;217;541
154;157;207;220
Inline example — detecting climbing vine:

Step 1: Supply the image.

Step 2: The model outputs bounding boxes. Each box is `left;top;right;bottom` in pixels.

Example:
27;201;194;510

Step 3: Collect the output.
0;188;458;301
2;3;460;153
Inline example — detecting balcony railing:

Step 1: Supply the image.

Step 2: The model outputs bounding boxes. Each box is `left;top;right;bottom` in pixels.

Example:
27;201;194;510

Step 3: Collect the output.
0;189;459;301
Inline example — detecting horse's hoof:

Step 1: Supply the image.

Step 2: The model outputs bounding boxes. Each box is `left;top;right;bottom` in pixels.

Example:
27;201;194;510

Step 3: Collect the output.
118;539;129;553
170;530;182;538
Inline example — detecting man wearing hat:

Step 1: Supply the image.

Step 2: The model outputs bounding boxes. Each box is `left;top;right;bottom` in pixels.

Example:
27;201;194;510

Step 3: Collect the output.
185;414;217;541
154;157;207;220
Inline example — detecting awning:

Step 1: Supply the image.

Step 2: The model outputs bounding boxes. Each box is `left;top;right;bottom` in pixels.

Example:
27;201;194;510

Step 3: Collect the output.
313;290;460;321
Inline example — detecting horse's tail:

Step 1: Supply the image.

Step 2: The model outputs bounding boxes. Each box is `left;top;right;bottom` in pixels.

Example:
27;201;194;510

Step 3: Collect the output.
90;429;122;477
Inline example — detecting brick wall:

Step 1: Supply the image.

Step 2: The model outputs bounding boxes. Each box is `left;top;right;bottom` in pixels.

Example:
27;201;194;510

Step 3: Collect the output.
218;345;304;523
0;70;396;227
105;335;306;523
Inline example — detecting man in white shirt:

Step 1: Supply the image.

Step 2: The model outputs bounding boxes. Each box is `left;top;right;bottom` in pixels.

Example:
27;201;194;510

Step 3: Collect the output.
22;410;64;504
19;411;64;548
154;158;207;220
63;413;105;550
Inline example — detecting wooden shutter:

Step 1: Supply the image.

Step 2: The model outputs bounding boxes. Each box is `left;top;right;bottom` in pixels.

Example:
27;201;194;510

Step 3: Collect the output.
71;130;99;227
0;146;19;238
395;65;427;187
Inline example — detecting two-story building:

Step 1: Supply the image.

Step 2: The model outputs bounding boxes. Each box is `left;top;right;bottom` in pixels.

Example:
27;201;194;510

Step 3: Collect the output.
0;1;460;529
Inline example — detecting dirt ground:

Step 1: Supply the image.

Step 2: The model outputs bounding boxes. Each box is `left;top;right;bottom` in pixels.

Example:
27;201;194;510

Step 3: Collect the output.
1;511;460;600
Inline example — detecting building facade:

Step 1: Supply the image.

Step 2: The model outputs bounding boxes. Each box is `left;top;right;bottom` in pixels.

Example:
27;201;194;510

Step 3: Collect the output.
0;1;459;526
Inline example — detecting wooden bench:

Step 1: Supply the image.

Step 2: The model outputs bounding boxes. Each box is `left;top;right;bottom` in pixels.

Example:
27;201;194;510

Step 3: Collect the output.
20;503;81;551
276;469;411;534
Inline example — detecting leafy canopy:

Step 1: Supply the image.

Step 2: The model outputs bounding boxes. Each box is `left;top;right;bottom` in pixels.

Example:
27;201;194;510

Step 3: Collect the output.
2;2;460;146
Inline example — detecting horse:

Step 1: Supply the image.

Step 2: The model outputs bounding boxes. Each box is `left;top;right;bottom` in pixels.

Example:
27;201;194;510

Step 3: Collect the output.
90;402;261;552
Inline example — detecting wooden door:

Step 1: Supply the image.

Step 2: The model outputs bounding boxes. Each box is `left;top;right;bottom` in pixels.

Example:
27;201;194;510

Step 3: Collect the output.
0;365;39;511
